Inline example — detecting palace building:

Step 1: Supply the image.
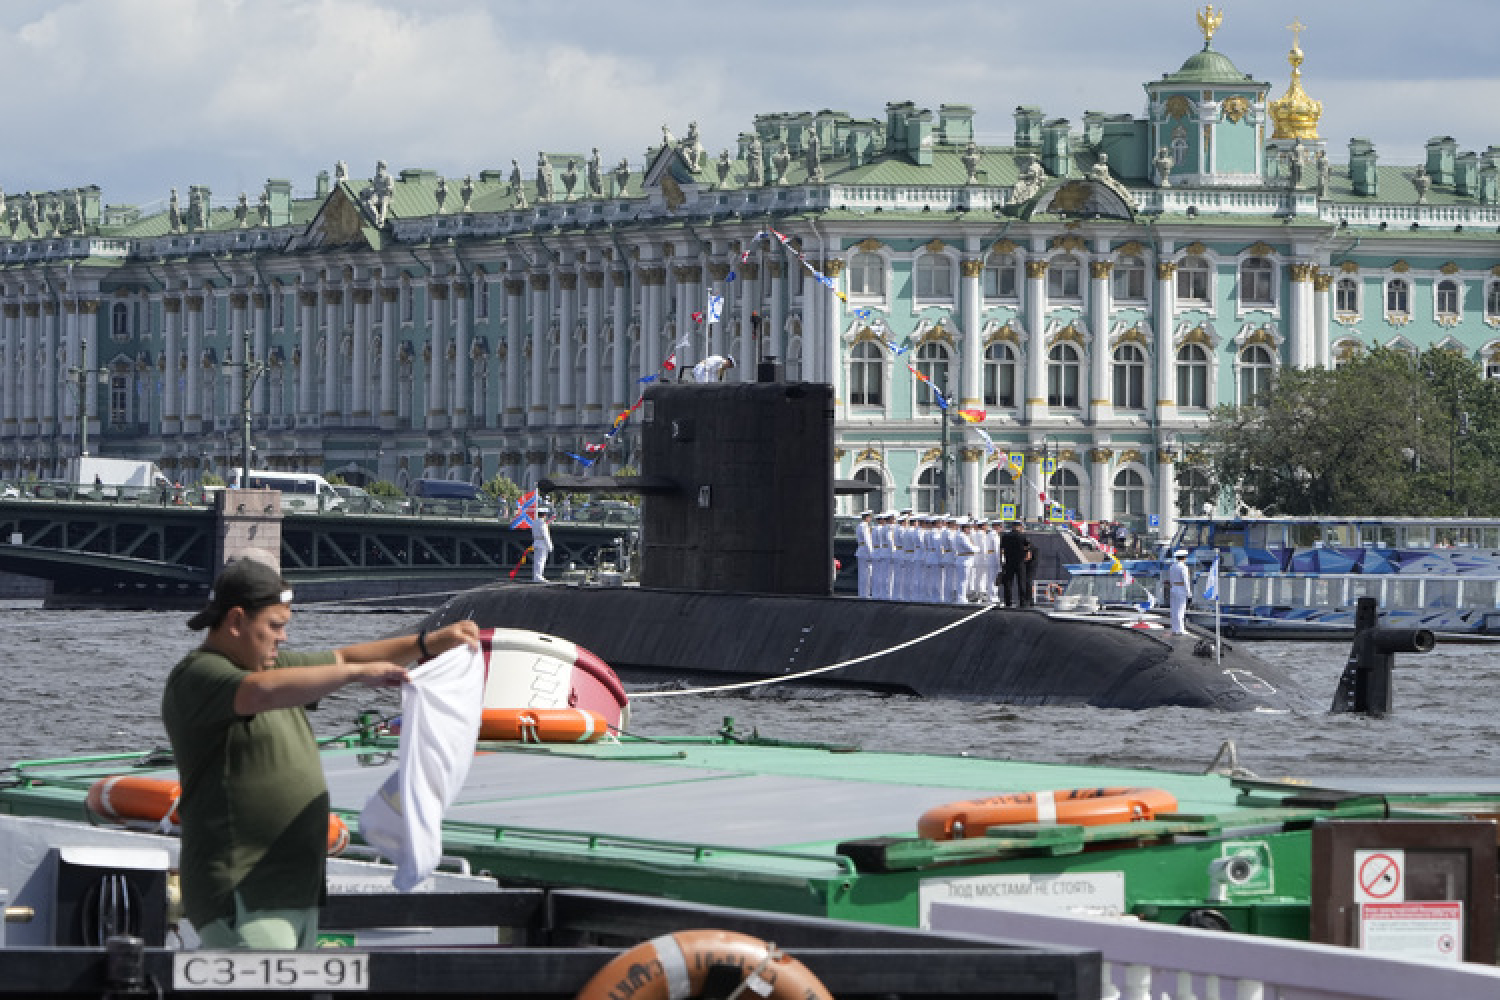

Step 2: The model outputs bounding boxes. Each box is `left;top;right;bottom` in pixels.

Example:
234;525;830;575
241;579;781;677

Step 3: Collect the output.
3;8;1499;541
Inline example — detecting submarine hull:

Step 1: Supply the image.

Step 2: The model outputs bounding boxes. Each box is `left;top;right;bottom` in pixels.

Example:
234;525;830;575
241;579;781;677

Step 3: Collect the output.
424;583;1308;712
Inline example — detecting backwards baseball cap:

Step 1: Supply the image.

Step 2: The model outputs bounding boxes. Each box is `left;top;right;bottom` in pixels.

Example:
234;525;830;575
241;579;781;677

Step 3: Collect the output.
187;555;294;630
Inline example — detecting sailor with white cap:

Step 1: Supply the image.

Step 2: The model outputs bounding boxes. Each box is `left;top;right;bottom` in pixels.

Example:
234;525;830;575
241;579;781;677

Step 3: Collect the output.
952;518;979;603
895;510;915;601
1167;548;1193;635
855;509;875;598
530;504;554;582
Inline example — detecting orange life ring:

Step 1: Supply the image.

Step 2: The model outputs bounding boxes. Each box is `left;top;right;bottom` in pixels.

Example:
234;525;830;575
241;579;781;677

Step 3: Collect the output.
918;786;1178;840
88;775;350;855
574;929;833;1000
479;707;611;743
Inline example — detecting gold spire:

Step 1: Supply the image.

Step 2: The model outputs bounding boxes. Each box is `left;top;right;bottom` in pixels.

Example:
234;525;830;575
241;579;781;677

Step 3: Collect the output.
1196;5;1224;48
1269;17;1323;140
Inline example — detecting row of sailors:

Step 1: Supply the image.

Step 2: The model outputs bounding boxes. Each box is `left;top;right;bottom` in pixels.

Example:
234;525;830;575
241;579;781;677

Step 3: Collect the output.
854;510;1026;604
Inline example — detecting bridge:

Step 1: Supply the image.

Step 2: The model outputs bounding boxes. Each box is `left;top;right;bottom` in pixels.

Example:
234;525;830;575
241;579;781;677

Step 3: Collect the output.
0;494;638;609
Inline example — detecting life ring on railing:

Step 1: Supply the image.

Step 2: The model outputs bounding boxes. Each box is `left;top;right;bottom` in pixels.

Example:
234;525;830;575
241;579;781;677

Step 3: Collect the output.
574;929;833;1000
917;786;1178;840
1044;583;1064;602
479;707;611;743
87;775;351;855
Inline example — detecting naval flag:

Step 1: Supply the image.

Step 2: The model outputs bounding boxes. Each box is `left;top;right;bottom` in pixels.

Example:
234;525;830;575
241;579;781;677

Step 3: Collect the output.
1204;553;1220;602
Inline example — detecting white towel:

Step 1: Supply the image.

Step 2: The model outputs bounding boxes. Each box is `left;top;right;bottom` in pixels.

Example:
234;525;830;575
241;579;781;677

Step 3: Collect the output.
359;646;484;890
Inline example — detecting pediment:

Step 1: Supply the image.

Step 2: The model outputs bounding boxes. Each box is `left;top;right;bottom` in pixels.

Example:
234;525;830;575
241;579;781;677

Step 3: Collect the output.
293;185;380;252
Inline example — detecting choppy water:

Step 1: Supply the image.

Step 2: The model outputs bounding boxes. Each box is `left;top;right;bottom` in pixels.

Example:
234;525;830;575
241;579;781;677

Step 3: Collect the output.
3;601;1497;782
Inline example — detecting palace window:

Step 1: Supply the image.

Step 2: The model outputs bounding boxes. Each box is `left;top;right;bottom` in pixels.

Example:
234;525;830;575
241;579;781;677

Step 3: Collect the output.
983;342;1017;408
1113;255;1147;301
1436;279;1460;317
915;254;953;299
849;339;884;406
1176;343;1209;409
1047;255;1082;300
848;252;884;296
1113;468;1147;519
853;465;886;514
1240;256;1274;306
914;341;951;407
983;253;1019;299
206;296;219;331
915;465;942;513
1047;342;1081;409
273;292;286;330
983;466;1017;515
1177;466;1214;517
1112;343;1147;410
111;303;129;338
476;282;490;320
1386;278;1411;316
1052;467;1083;518
1239;343;1275;405
1335;277;1360;315
1176;256;1210;303
1487;281;1500;320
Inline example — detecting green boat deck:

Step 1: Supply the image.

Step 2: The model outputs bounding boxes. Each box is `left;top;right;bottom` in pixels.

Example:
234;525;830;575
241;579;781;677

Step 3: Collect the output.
5;722;1498;941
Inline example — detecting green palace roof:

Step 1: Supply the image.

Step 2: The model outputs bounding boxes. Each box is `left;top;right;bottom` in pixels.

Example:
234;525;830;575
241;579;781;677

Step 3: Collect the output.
1162;44;1258;85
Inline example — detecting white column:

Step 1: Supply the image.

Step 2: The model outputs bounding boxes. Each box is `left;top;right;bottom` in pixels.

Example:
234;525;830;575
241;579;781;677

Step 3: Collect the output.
767;260;786;365
1023;259;1048;423
556;269;577;423
378;285;399;428
320;288;341;425
185;294;204;433
351;286;372;421
228;292;247;432
426;282;448;431
1089;260;1113;424
1313;270;1332;369
641;262;664;375
162;296;181;434
41;301;59;427
504;277;525;428
674;263;699;372
528;273;550;427
297;288;317;422
1154;260;1178;414
1156;450;1177;542
583;267;603;421
1;303;18;433
821;257;844;387
1089;450;1111;523
252;289;270;420
451;281;471;428
737;260;760;377
609;265;630;409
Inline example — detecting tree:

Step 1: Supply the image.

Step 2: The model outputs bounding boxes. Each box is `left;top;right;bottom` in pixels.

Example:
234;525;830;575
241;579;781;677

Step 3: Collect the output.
1200;348;1500;516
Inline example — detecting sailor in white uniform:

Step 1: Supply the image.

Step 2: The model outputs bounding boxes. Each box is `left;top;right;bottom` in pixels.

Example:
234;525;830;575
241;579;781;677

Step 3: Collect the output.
1167;548;1193;635
855;510;874;599
530;506;554;582
873;512;894;600
952;518;979;603
691;354;735;382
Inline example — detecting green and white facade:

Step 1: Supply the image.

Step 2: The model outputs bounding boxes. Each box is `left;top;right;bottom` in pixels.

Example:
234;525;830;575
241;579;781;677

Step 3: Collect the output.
3;13;1500;540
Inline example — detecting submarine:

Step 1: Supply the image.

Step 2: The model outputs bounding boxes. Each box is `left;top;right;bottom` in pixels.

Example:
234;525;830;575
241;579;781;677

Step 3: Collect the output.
420;377;1308;712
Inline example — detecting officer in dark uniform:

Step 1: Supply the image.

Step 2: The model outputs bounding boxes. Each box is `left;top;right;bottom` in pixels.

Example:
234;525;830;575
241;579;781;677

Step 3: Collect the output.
998;521;1034;608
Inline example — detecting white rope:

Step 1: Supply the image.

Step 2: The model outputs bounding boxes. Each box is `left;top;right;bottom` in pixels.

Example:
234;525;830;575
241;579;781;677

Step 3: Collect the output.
632;603;996;698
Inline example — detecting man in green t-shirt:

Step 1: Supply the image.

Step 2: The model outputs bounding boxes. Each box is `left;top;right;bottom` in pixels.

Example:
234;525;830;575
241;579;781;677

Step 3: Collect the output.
161;554;478;950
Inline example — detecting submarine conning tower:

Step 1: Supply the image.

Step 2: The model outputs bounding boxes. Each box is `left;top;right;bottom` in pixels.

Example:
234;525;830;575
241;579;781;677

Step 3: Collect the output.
638;379;835;595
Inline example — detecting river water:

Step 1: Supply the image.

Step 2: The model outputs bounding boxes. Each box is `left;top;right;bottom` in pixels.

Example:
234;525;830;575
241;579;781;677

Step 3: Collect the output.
4;600;1497;782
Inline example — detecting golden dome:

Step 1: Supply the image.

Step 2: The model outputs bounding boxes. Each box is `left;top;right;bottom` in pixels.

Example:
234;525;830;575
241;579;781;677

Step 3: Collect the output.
1270;19;1322;140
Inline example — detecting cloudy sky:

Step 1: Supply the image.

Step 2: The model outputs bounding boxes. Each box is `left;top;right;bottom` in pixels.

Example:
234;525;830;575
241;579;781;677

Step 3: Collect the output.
4;0;1498;211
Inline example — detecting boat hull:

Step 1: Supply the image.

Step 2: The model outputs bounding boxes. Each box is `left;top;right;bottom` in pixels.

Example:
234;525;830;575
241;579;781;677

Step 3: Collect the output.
424;583;1308;712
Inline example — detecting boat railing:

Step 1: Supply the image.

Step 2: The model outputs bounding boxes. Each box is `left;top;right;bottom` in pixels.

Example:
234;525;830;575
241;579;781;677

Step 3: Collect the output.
931;900;1500;1000
1201;572;1500;612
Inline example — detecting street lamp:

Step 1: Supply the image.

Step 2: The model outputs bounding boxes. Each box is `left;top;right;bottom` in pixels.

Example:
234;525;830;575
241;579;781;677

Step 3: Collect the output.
219;321;266;485
65;337;111;459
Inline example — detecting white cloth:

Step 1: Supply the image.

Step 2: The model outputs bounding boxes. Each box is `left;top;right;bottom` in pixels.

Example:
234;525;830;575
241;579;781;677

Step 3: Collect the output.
691;354;732;382
359;646;484;891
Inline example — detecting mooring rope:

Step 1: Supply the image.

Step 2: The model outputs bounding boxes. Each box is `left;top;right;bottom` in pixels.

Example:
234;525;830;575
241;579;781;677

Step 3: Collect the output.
631;603;996;698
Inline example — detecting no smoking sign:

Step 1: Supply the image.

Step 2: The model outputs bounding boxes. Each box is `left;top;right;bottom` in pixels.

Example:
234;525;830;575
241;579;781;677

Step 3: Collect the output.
1354;849;1404;903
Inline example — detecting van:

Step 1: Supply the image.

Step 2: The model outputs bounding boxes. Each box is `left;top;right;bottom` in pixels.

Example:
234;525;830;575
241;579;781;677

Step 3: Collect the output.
229;468;345;512
408;478;482;515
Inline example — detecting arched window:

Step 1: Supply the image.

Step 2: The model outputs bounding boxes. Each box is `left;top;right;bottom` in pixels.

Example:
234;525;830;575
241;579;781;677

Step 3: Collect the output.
1113;255;1147;301
1336;277;1359;315
915;465;942;513
1176;256;1210;302
848;340;884;406
1386;278;1411;316
1113;468;1147;520
1239;344;1275;405
853;465;886;514
1177;467;1214;517
1047;343;1081;408
1112;343;1146;410
983;342;1017;408
848;252;884;297
983;254;1019;299
982;465;1018;515
1052;467;1083;519
915;254;953;299
1436;279;1460;316
1239;256;1274;305
1176;343;1209;409
914;341;951;408
1047;255;1082;300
